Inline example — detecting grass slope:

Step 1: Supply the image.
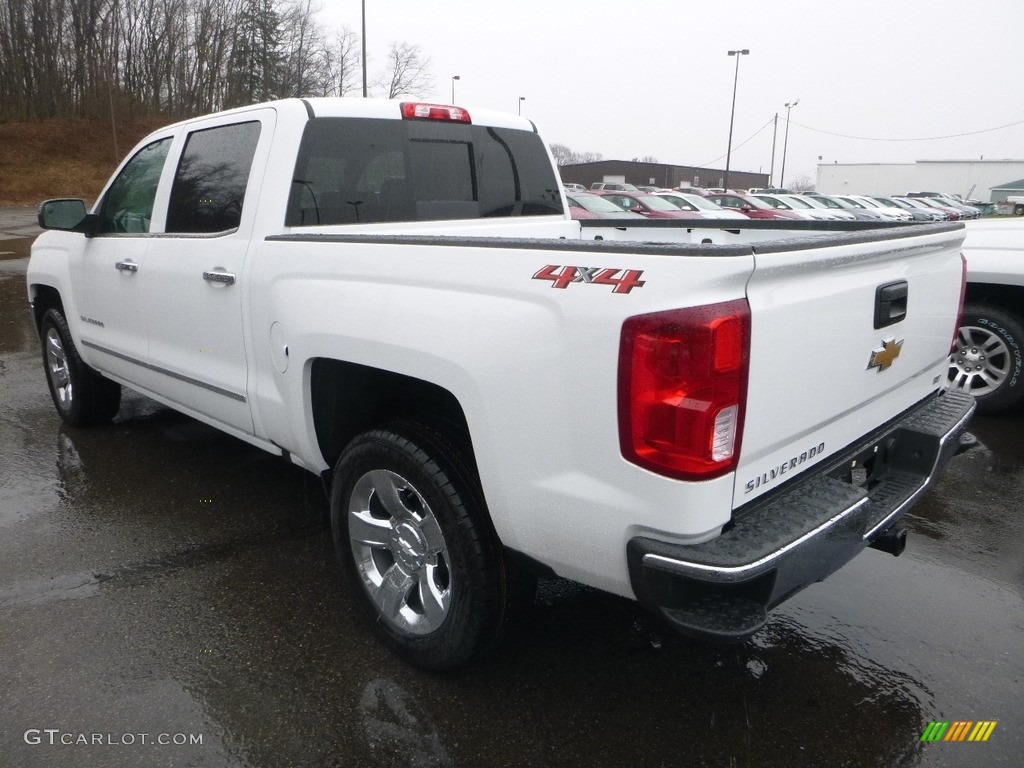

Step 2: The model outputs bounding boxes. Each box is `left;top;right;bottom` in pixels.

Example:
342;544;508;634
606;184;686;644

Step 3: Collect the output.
0;116;167;206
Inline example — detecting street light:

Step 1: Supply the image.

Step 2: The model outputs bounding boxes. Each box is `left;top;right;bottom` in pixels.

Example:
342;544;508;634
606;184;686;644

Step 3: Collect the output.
451;75;460;103
723;48;749;192
518;96;525;115
780;99;800;188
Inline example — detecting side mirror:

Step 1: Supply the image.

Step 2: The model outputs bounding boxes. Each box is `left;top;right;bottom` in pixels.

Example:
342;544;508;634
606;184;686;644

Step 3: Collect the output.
38;199;97;237
740;205;755;212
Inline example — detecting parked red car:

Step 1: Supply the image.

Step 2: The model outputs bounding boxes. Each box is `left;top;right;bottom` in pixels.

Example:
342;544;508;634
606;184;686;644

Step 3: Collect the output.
705;193;804;220
566;192;645;220
594;191;702;219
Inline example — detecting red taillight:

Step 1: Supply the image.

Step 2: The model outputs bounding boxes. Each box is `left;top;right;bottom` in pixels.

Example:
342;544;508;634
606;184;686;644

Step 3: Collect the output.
952;252;968;353
400;102;471;123
618;300;750;480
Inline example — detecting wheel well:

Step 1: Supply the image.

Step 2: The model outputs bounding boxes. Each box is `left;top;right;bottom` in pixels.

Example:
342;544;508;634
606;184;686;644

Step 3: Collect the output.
29;284;64;335
311;358;472;471
965;283;1024;319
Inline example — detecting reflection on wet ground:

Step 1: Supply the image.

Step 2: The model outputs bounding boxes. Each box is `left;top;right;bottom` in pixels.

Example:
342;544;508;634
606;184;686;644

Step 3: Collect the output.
1;251;1021;767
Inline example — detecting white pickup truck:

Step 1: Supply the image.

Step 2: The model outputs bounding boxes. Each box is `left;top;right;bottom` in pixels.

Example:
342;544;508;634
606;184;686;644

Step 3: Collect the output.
28;98;974;669
949;217;1024;412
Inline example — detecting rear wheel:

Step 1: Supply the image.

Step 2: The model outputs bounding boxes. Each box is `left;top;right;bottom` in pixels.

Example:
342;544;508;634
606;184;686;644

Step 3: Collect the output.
1013;203;1024;216
948;303;1023;414
40;308;121;426
330;422;516;670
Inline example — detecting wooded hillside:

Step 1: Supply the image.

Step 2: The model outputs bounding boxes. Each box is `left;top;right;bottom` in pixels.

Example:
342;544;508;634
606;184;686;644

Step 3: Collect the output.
0;0;431;122
0;116;165;204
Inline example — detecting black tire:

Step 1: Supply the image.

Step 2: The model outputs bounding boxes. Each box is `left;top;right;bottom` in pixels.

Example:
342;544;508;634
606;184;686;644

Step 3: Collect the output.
330;421;515;670
948;303;1023;414
40;308;121;427
1014;204;1024;216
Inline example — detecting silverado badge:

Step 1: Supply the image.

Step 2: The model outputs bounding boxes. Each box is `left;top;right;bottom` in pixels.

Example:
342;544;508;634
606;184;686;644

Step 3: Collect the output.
867;337;903;372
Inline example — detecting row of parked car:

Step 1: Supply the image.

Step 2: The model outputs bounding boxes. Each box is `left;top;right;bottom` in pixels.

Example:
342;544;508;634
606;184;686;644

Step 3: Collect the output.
564;183;986;223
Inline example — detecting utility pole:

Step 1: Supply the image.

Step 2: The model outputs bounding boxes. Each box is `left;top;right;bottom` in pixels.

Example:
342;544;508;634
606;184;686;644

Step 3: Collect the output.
361;0;367;97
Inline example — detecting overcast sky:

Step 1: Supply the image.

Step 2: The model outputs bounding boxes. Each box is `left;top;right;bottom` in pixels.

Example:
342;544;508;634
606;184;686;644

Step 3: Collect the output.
317;1;1024;185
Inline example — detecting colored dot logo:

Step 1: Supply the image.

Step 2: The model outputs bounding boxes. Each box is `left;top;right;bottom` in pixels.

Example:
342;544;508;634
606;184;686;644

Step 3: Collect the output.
921;721;997;743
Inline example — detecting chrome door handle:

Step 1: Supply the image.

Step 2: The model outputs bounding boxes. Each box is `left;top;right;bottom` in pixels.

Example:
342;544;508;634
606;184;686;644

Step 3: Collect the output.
203;270;236;285
115;260;139;273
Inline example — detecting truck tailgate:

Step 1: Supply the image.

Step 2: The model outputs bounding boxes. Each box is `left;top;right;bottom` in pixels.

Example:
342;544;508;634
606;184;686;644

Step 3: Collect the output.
734;223;965;508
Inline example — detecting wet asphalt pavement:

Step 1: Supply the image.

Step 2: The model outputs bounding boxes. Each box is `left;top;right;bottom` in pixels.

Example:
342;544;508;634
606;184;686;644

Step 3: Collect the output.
1;226;1022;768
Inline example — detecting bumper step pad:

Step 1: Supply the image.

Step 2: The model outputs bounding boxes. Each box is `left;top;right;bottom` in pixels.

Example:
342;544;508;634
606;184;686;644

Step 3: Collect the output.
661;595;768;641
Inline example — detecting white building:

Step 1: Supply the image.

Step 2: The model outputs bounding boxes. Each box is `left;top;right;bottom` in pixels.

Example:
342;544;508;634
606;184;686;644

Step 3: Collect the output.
815;159;1024;201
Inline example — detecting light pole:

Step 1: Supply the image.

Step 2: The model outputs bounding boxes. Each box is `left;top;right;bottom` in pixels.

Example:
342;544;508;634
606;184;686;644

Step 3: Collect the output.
723;48;749;193
360;0;367;97
451;75;460;103
780;99;800;188
769;112;778;187
518;96;525;115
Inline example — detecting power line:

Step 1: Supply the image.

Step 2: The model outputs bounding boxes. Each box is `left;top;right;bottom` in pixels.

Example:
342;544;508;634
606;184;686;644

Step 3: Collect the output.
788;118;1024;142
695;116;775;168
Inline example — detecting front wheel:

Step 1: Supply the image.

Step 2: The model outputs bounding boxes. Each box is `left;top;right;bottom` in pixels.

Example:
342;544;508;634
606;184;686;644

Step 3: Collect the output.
330;422;512;670
39;308;121;427
948;303;1023;414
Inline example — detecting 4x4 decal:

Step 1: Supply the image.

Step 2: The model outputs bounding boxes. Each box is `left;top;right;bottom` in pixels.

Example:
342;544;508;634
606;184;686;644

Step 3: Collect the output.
532;265;646;294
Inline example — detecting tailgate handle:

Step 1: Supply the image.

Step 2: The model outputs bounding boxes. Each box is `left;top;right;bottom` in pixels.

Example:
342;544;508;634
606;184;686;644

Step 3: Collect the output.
874;281;908;329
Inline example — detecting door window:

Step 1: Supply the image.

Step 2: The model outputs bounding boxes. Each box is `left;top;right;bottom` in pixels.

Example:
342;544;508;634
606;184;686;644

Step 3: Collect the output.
166;121;261;234
98;138;173;234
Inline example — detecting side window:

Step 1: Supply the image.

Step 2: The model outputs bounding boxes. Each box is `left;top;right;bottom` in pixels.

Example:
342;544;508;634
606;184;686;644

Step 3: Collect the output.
99;138;172;234
166;121;261;234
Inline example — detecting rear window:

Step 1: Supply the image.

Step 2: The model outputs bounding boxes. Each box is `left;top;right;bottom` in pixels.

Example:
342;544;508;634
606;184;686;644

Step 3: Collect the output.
286;118;563;226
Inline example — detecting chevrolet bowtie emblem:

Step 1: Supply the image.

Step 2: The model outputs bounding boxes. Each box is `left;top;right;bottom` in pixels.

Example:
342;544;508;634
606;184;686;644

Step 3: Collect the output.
868;337;903;372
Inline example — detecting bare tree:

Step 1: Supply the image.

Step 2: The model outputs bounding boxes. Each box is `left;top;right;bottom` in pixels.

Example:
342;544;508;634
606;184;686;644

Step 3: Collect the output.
0;0;380;120
548;143;576;166
324;27;360;96
376;41;433;99
278;0;321;97
549;143;604;166
788;173;815;193
280;8;360;98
